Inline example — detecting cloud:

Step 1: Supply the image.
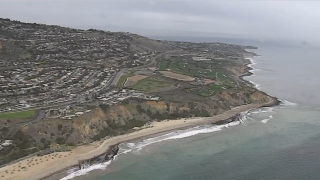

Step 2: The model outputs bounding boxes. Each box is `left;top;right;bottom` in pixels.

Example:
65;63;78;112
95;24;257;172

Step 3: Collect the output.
1;0;320;44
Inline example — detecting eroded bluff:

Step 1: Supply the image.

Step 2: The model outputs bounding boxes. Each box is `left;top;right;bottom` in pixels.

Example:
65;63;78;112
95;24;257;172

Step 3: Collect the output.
21;90;272;146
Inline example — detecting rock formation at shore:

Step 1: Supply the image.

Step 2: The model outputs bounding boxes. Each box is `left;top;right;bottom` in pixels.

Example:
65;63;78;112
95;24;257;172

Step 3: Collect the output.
78;144;119;169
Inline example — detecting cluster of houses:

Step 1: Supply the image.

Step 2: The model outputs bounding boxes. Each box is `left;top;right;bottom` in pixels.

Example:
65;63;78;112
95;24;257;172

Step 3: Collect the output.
97;89;160;105
0;18;160;115
0;18;157;68
45;105;92;119
41;89;160;120
0;18;248;121
164;41;246;60
0;66;116;113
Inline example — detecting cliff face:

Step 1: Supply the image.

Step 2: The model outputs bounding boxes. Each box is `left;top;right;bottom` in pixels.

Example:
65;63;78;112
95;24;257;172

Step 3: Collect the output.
227;65;247;76
21;89;272;146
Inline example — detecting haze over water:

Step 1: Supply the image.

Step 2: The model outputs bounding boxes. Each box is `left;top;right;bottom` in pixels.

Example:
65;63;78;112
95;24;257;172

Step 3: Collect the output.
67;43;320;180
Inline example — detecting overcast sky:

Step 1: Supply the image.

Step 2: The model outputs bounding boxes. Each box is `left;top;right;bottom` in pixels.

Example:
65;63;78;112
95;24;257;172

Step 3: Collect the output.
1;0;319;45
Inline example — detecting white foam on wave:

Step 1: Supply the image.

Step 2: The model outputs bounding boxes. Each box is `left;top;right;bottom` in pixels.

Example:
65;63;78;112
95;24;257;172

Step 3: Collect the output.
163;126;224;140
251;68;261;72
280;100;297;106
244;57;262;90
60;112;251;180
250;107;274;114
60;160;112;180
120;124;235;153
249;80;261;90
261;107;274;113
261;115;273;124
227;121;241;127
246;57;257;68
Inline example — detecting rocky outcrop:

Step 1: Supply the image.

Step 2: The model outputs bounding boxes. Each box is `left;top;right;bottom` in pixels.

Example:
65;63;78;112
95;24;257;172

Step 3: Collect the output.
78;144;119;169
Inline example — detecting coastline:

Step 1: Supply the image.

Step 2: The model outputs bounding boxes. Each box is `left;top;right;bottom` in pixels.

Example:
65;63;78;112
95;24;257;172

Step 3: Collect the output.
0;52;281;180
0;98;279;180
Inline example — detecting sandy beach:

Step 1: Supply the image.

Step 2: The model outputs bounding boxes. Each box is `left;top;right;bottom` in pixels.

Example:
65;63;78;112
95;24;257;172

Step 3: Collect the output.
0;101;276;180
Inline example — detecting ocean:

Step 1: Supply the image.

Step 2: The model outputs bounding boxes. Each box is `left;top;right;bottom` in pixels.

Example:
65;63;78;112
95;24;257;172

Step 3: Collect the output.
58;45;320;180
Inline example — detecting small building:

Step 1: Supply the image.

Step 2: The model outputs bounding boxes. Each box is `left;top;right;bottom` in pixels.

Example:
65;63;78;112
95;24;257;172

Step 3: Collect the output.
2;140;13;147
75;112;84;116
150;97;160;101
192;57;211;61
117;97;126;101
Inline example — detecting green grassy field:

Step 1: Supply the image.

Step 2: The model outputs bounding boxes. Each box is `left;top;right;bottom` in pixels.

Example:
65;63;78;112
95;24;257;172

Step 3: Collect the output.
159;58;222;78
130;77;173;92
116;72;134;87
160;57;245;97
159;58;238;87
0;110;36;119
191;84;224;97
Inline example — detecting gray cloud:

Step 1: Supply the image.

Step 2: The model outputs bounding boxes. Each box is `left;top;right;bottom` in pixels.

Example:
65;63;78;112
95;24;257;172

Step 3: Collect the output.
1;0;320;45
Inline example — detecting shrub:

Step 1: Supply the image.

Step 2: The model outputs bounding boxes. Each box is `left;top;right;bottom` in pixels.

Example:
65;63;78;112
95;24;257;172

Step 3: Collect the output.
55;137;65;145
136;105;145;113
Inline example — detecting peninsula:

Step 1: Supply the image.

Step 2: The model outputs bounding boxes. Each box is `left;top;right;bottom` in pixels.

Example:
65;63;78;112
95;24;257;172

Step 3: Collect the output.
0;18;278;180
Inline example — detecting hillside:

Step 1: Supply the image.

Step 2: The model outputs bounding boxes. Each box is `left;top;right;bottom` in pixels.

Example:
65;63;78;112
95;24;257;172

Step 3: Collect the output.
0;18;271;166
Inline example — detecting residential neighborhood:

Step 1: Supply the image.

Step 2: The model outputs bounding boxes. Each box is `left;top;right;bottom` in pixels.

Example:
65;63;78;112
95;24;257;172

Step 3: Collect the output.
0;18;161;116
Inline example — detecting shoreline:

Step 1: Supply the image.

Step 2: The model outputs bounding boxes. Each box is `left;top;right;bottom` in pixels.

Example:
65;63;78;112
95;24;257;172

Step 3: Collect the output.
0;98;279;180
0;97;280;180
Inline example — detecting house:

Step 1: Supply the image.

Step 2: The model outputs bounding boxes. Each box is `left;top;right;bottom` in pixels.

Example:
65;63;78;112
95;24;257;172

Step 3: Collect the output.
150;97;160;101
75;112;84;116
2;140;13;146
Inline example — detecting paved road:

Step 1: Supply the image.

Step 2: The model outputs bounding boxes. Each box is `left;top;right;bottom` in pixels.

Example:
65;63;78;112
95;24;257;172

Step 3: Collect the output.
111;69;128;86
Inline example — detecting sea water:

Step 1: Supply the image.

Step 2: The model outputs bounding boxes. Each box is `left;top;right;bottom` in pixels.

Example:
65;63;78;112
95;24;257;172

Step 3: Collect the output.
60;45;320;180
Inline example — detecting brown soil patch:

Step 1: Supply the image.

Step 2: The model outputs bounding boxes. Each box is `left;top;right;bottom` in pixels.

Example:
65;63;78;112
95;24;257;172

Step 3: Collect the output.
125;75;148;86
148;67;157;71
159;71;195;81
203;79;215;84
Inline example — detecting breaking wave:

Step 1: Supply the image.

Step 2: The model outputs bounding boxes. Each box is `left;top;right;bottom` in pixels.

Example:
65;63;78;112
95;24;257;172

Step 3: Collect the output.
249;80;261;90
280;100;298;106
261;115;273;124
249;107;274;114
119;122;243;153
245;57;261;89
60;160;112;180
246;57;257;68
